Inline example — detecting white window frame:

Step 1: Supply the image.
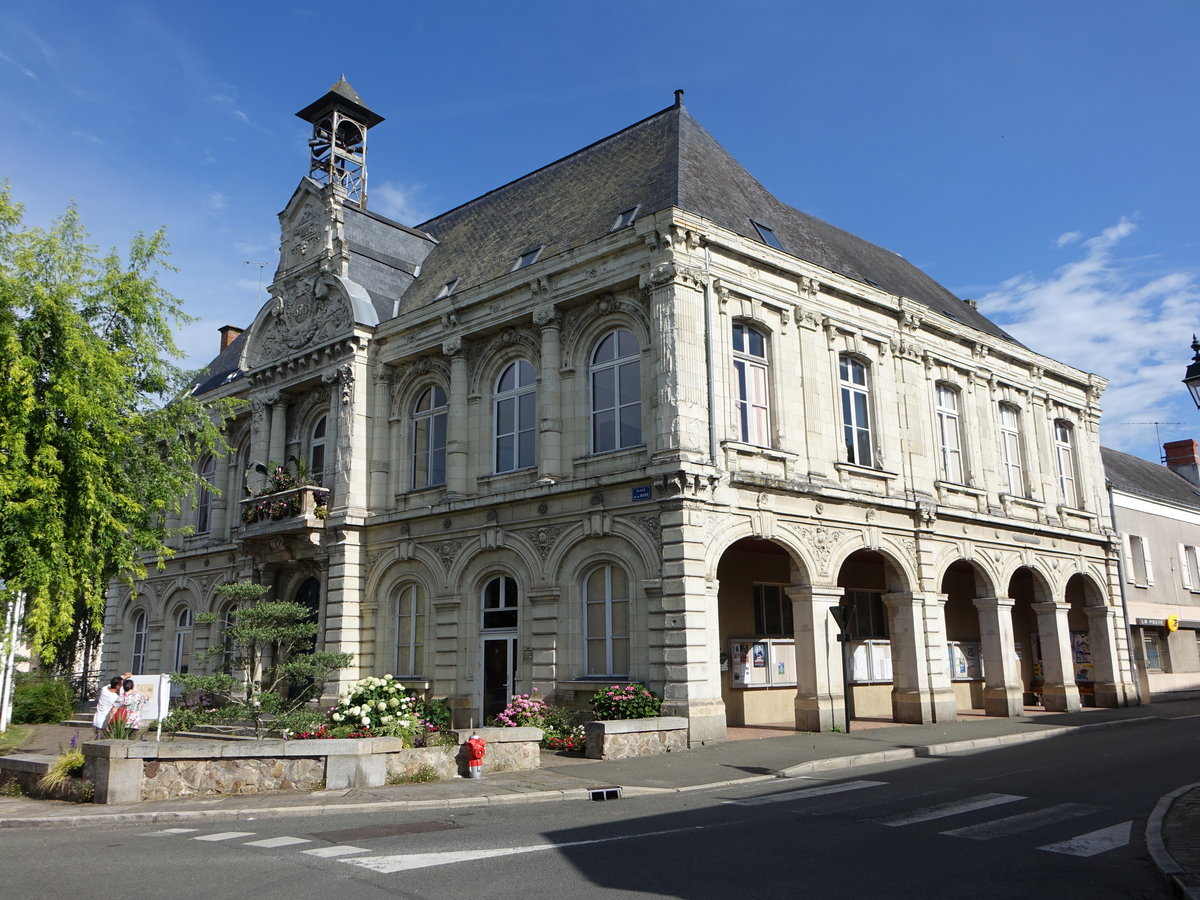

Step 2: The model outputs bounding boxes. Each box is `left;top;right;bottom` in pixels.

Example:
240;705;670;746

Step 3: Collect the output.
1180;544;1200;592
411;385;448;490
839;355;873;466
493;360;537;473
935;384;964;483
173;607;193;675
1124;533;1154;586
584;564;631;678
999;404;1025;496
481;576;519;632
1053;420;1077;507
393;583;425;677
733;322;771;446
589;329;642;454
130;612;148;675
309;416;327;487
196;455;217;534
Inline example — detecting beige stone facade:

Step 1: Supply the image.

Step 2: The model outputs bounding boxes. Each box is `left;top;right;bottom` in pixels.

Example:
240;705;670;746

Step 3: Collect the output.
101;84;1138;743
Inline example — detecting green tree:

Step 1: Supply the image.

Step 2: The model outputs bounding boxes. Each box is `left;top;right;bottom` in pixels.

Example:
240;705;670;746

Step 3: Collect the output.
175;582;352;738
0;184;232;664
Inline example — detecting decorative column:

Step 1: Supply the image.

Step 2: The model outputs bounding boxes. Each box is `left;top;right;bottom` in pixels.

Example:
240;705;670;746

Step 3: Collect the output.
1084;604;1130;708
787;585;846;732
210;451;230;541
534;304;563;480
883;592;957;723
323;361;365;514
973;597;1023;716
368;366;392;509
444;337;469;498
1031;601;1082;712
431;593;465;725
324;529;364;696
246;396;270;495
267;393;288;468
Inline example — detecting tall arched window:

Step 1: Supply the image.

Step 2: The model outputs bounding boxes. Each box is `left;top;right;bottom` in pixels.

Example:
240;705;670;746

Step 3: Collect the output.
173;607;193;675
494;360;537;473
218;602;239;674
935;384;964;483
130;612;148;675
393;584;425;677
1054;420;1078;507
590;329;641;454
733;322;770;445
839;355;873;466
196;455;217;534
999;403;1025;495
309;416;327;486
481;576;519;630
412;385;448;489
585;565;630;677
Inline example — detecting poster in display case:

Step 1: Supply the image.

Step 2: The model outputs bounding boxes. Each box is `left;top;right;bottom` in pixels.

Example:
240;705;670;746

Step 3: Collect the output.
729;639;795;688
846;639;893;684
947;641;982;680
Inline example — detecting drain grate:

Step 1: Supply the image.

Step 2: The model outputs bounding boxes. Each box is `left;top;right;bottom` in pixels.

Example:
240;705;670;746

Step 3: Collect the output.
588;786;622;801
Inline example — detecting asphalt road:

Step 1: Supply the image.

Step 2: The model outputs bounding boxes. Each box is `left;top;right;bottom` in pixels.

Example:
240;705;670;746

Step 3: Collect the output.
5;715;1198;899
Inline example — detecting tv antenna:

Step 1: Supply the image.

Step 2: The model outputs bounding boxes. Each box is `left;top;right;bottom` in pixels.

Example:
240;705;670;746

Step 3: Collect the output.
244;260;270;295
1112;421;1184;452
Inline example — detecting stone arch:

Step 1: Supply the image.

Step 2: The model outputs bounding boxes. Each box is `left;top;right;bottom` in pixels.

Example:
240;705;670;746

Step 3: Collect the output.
934;553;998;600
832;545;914;596
467;328;541;397
390;355;452;421
560;293;652;368
707;518;815;585
543;518;660;584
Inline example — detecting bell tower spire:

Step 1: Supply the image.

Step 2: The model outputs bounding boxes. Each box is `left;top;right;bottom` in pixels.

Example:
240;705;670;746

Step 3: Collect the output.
295;76;384;208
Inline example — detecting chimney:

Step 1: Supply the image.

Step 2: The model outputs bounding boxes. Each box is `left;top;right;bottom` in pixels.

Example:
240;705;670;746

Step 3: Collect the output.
1164;439;1200;487
219;325;244;352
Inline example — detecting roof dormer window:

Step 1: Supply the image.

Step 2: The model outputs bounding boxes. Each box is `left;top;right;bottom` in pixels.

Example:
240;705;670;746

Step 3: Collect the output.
513;246;543;271
751;220;784;251
435;278;459;300
612;206;639;231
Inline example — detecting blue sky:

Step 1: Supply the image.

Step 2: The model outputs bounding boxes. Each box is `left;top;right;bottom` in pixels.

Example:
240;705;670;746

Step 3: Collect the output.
2;1;1197;464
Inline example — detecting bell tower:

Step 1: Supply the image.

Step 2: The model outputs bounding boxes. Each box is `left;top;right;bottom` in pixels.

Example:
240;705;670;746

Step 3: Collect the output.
295;76;384;208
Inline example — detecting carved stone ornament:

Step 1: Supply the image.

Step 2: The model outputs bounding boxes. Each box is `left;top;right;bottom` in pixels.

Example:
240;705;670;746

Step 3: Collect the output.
798;275;821;301
631;513;661;542
434;538;468;574
250;276;350;369
789;523;846;577
522;525;563;562
533;303;560;328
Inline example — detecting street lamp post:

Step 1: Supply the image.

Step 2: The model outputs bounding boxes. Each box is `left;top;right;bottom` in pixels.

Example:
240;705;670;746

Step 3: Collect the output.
1183;335;1200;409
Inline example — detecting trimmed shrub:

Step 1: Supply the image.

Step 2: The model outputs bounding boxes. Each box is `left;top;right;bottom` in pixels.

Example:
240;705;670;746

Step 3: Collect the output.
12;676;74;724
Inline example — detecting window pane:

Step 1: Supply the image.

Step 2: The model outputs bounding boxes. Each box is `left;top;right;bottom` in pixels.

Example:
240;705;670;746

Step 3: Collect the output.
611;600;629;635
749;365;767;403
732;323;745;353
618;361;640;404
518;393;536;430
498;364;515;393
616;329;638;358
594;333;615;364
587;600;607;636
748;328;764;358
497;397;514;435
610;566;628;598
856;429;873;466
853;392;870;427
518;429;535;469
433;412;448;449
587;567;607;599
587;639;606;675
430;448;445;486
611;639;629;675
496;435;514;472
594;409;616;452
593;369;615;410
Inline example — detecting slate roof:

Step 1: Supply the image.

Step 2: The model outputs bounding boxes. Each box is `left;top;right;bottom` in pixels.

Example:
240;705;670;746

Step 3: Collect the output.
1102;446;1200;510
400;99;1019;344
191;329;247;396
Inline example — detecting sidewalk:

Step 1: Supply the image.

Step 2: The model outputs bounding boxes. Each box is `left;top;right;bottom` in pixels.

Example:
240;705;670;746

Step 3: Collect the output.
3;701;1198;895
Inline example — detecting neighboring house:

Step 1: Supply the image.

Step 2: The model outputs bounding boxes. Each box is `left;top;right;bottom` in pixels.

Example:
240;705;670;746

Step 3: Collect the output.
101;79;1137;742
1104;440;1200;700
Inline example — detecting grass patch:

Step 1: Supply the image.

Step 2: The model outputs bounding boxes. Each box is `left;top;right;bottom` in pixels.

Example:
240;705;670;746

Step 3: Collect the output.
0;778;24;797
388;764;441;785
0;725;32;755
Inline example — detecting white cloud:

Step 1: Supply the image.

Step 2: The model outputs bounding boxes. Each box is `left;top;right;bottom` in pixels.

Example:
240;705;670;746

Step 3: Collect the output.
70;129;104;147
980;219;1200;452
0;52;36;80
1055;231;1081;247
371;181;431;224
205;190;229;212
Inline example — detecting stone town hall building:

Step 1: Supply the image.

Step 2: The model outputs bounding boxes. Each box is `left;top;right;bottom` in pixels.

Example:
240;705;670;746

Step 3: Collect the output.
101;79;1138;741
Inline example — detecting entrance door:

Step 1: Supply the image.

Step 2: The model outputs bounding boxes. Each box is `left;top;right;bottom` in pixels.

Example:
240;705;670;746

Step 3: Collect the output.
482;636;517;722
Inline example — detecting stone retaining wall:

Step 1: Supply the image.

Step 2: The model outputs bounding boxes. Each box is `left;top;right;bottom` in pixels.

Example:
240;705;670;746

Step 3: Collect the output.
584;717;688;759
82;726;542;804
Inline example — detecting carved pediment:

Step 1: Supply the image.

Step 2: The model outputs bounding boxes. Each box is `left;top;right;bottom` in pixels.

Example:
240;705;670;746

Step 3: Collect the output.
246;276;354;369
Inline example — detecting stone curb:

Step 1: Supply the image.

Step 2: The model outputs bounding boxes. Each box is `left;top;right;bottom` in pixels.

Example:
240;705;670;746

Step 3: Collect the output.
0;714;1160;828
1147;782;1200;900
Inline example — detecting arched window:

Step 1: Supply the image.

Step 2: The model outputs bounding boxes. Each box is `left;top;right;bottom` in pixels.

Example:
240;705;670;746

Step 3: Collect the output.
1054;420;1078;507
196;455;217;534
585;565;630;677
217;602;239;674
309;416;327;486
130;612;148;675
839;355;873;466
733;322;770;445
935;384;964;483
494;360;537;473
999;403;1024;495
173;607;193;675
412;385;448;489
590;329;641;454
393;584;425;677
481;576;518;630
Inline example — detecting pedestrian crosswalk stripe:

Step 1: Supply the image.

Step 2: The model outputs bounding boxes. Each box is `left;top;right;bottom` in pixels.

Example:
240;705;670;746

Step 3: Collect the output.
303;845;371;858
1038;821;1131;857
193;831;256;842
142;828;199;836
729;780;887;806
941;803;1098;841
244;836;312;849
879;793;1026;827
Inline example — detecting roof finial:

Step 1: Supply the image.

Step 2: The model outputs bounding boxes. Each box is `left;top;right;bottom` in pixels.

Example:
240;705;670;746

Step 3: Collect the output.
674;89;685;108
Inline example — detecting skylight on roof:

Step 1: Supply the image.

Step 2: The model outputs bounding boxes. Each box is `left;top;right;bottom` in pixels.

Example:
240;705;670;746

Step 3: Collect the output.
513;247;543;271
612;206;639;231
435;278;459;300
751;220;784;251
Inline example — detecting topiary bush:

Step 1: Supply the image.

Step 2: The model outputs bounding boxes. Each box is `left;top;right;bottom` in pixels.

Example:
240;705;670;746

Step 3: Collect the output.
12;676;75;724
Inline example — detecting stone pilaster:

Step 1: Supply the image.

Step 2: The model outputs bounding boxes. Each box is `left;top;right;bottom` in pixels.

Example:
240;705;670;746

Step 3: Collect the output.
324;528;364;694
535;305;562;480
267;394;288;468
527;588;560;696
444;338;469;497
431;594;463;718
1084;604;1131;707
1032;601;1082;712
787;585;846;732
369;366;392;509
972;597;1023;716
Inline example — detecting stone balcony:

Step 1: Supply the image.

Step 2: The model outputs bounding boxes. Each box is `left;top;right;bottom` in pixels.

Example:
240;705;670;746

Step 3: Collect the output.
237;485;329;547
